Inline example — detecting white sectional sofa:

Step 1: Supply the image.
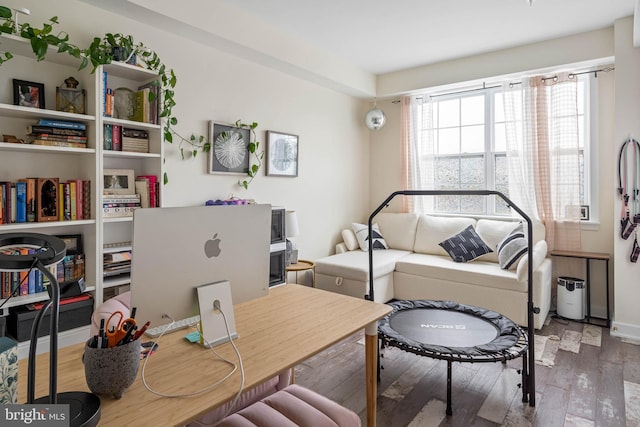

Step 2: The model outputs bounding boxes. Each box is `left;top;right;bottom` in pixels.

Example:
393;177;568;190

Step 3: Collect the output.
315;213;552;329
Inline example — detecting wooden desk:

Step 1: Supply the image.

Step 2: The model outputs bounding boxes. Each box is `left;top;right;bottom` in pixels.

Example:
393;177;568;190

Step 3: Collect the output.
550;250;610;326
18;284;391;427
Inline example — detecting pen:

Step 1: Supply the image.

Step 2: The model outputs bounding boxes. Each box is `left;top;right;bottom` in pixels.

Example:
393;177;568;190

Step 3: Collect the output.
130;306;137;319
99;318;108;349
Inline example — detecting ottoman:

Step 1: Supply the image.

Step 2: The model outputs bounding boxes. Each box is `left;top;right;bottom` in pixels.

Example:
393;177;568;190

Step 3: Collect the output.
217;384;361;427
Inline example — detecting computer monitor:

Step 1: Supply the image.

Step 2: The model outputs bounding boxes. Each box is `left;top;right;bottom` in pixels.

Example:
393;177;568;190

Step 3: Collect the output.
130;204;271;332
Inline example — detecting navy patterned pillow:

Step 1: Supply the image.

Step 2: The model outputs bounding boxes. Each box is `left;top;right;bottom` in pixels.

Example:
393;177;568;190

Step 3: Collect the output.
438;225;493;263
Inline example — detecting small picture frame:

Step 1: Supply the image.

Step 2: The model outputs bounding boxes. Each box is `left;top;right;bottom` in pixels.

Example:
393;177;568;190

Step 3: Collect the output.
266;131;299;177
36;177;59;222
208;122;251;175
13;79;45;109
55;234;83;256
580;205;590;221
103;169;135;195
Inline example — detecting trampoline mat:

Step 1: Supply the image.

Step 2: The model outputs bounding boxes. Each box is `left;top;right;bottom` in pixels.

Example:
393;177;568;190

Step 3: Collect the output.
379;300;526;360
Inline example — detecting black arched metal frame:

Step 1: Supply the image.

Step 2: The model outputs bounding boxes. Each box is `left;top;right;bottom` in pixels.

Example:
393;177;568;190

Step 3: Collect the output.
367;190;537;407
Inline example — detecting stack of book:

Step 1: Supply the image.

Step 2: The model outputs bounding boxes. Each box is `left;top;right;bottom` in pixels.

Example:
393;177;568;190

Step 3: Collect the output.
27;119;88;149
0;178;90;224
103;193;141;218
103;249;132;278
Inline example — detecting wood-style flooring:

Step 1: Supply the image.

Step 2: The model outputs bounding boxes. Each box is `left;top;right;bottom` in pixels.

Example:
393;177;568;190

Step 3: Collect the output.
295;316;640;427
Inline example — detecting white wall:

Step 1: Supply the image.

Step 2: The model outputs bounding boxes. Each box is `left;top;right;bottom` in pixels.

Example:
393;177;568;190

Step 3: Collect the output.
2;0;371;260
612;16;640;340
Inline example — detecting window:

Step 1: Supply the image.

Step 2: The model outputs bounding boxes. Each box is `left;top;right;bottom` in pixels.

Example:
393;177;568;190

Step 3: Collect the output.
411;76;592;218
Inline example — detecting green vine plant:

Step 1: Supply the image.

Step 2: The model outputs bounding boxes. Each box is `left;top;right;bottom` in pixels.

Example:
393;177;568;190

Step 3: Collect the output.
0;6;263;189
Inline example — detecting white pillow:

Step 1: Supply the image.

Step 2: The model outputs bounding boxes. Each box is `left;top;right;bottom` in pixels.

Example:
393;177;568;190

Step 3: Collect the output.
497;223;528;270
341;229;359;251
516;240;548;283
352;223;388;251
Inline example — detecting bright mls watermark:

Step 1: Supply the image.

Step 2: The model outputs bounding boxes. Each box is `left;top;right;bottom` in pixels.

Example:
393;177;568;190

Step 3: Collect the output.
1;405;69;426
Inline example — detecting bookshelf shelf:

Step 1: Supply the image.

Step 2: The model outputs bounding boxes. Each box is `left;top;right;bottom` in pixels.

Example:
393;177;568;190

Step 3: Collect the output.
0;142;96;155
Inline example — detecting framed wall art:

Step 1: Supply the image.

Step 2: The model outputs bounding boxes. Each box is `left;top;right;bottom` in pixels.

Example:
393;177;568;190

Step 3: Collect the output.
13;79;45;109
208;121;250;175
266;131;299;177
103;169;135;195
580;205;590;221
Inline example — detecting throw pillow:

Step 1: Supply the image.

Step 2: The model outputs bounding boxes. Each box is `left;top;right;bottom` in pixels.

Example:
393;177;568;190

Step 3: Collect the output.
438;225;493;263
352;223;388;251
497;223;528;270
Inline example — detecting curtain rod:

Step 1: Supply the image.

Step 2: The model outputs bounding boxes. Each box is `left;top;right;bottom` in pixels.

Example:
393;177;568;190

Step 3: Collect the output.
393;66;615;103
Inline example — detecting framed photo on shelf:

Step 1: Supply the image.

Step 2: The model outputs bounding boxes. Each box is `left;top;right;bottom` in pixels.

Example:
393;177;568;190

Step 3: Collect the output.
580;205;590;221
266;130;299;177
208;121;250;175
103;169;135;195
12;79;45;109
36;177;60;222
55;234;83;255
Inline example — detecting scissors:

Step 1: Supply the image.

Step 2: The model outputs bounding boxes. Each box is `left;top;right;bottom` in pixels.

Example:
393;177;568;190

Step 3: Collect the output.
105;310;137;348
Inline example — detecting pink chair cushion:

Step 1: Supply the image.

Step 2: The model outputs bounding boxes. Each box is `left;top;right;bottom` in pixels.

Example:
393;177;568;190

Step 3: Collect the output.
218;384;361;427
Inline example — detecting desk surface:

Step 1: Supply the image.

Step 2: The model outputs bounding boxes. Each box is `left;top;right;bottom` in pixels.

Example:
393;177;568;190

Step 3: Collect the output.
18;284;391;426
550;249;610;260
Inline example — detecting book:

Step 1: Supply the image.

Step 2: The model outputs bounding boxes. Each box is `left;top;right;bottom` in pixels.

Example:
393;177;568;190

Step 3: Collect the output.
112;125;122;151
37;119;86;130
103;124;113;150
103;206;138;217
82;180;91;220
29;134;87;143
130;88;149;123
31;140;87;149
15;181;26;223
10;184;16;223
27;125;86;137
69;181;77;221
63;182;71;221
1;272;11;299
102;70;108;117
27;249;36;294
103;194;140;203
135;180;150;208
138;81;159;124
105;88;114;117
122;137;148;153
25;178;36;222
18;247;29;295
76;179;83;220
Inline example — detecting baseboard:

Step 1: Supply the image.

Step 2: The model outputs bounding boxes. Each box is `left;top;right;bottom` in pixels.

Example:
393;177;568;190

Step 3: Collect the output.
17;325;91;360
610;319;640;343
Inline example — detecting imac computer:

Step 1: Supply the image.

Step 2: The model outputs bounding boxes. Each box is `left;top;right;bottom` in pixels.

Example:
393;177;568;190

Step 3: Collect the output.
129;204;271;338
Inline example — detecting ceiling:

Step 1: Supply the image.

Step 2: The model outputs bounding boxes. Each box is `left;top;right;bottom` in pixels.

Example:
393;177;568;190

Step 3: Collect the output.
224;0;635;75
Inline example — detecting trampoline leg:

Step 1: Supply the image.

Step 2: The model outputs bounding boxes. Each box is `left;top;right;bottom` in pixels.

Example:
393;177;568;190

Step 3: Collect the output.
521;350;528;403
446;361;452;416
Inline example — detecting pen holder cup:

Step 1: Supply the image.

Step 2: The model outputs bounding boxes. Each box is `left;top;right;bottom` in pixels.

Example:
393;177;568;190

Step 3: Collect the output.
83;338;141;399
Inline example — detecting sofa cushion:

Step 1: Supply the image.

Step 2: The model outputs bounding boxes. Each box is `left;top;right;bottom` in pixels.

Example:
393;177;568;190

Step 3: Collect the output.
315;249;411;282
438;225;493;263
414;215;476;256
375;213;419;250
394;253;525;292
475;219;521;263
352;223;388;251
516;240;548;283
497;223;528;269
341;229;359;251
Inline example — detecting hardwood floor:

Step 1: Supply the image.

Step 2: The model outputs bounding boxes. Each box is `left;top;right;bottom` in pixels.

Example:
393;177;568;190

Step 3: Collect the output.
295;316;640;426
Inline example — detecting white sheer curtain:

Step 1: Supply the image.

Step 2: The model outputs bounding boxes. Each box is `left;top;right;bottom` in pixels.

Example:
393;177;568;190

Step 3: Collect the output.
502;73;582;251
401;95;436;213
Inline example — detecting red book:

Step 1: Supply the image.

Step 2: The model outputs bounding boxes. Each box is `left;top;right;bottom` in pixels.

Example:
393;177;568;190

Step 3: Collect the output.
136;175;158;207
112;125;122;151
76;180;83;220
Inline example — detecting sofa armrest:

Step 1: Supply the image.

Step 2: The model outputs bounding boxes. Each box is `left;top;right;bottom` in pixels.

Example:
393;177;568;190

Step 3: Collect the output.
516;240;548;283
336;242;348;253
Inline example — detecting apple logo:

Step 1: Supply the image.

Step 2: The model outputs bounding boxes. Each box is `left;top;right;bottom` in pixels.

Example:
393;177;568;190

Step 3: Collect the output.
204;233;222;258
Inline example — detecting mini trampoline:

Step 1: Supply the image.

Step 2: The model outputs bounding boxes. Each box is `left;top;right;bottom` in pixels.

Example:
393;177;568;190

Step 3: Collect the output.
378;299;529;416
